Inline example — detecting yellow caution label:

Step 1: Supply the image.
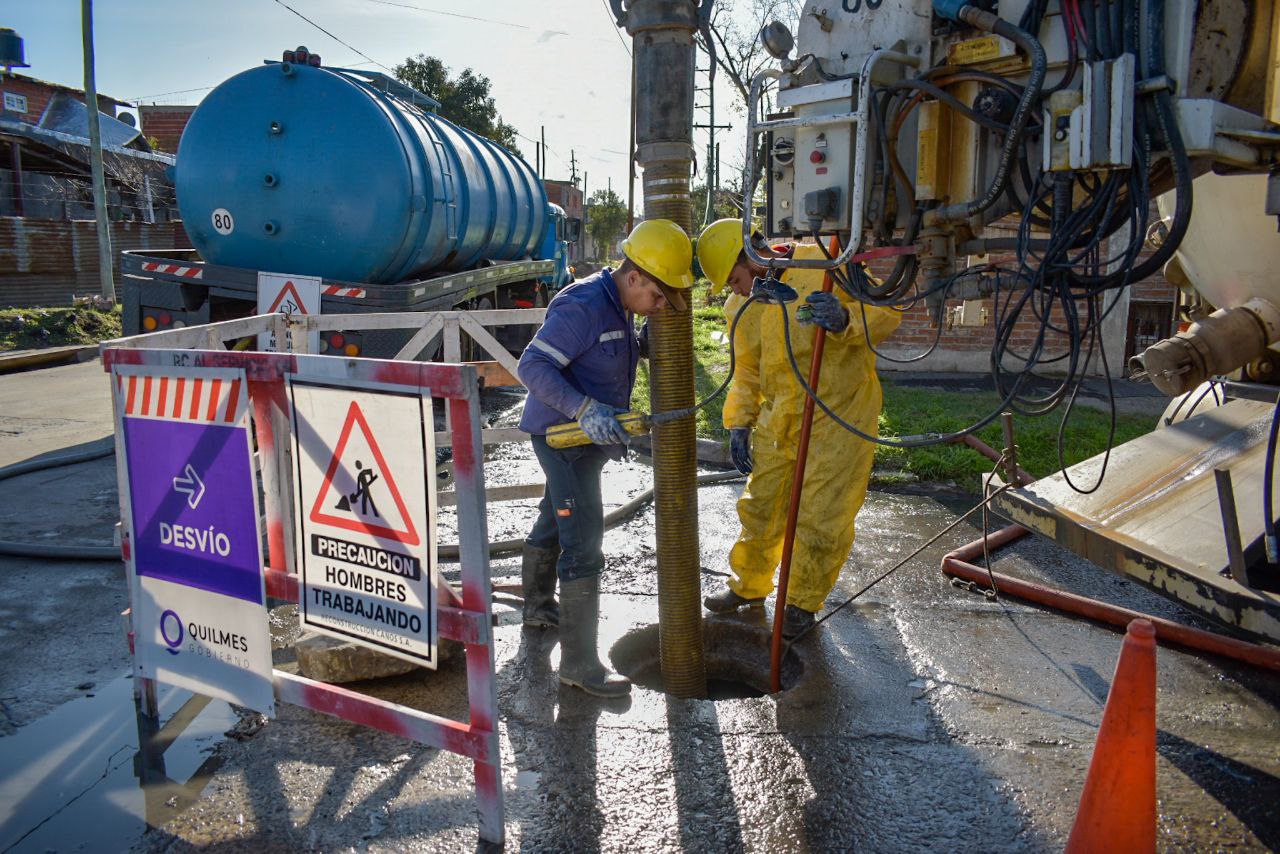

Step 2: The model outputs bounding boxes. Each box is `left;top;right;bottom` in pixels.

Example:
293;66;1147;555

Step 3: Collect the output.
948;35;1013;66
915;100;951;201
918;129;938;190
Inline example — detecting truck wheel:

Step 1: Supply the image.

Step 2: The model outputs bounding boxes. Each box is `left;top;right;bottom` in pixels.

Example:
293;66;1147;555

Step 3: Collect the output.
462;296;495;362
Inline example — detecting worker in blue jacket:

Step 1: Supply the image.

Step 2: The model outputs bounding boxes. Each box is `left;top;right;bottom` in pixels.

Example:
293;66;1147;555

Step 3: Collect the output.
518;219;693;698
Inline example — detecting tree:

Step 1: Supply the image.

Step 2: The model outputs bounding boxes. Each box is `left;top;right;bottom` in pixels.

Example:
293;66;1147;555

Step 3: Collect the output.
691;180;742;223
394;55;520;150
586;189;628;260
701;0;803;113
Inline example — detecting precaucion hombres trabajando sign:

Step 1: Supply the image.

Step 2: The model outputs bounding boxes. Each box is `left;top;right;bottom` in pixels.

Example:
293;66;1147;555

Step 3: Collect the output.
288;379;438;667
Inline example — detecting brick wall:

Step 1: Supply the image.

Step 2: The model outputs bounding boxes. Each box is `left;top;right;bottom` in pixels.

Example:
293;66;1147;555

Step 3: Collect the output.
544;180;583;219
0;73;125;124
138;105;196;154
0;217;193;307
874;215;1177;375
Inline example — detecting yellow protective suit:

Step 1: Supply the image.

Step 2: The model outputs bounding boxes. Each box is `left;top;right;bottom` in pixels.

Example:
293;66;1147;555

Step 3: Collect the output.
722;244;901;613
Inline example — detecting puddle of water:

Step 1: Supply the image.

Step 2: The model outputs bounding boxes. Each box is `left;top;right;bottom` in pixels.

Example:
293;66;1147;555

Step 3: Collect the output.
0;673;238;853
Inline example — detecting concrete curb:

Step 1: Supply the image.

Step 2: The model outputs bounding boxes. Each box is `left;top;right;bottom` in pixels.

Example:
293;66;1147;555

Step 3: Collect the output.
0;345;99;374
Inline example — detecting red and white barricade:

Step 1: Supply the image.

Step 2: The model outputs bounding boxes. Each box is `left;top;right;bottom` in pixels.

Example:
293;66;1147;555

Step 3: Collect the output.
103;345;504;845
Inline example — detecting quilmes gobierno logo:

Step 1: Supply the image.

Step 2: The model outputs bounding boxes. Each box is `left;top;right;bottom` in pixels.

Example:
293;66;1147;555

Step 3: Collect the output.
159;608;184;656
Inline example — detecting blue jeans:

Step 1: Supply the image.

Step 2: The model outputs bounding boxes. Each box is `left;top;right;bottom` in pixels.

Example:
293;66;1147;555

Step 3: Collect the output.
527;434;608;581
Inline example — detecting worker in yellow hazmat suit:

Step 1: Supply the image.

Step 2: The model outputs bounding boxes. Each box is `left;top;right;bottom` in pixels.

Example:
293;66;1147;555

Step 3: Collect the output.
696;219;901;638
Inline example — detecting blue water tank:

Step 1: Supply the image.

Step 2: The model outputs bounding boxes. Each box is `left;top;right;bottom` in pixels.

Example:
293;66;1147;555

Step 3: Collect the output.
176;61;549;284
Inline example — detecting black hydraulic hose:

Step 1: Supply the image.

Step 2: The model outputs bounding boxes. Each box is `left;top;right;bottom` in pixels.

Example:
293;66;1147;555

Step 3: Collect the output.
774;298;1028;448
0;442;120;561
887;78;1011;133
1105;1;1190;282
1265;394;1280;564
925;7;1047;227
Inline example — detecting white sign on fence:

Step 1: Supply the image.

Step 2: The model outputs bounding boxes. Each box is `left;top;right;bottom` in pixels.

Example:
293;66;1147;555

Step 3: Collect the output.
257;272;321;352
288;379;438;667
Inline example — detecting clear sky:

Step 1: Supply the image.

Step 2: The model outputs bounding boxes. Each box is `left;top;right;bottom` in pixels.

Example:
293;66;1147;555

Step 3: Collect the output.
7;0;650;199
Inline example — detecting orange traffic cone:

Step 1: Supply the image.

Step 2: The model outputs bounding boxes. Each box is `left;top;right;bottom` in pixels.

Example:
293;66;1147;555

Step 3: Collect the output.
1065;618;1157;854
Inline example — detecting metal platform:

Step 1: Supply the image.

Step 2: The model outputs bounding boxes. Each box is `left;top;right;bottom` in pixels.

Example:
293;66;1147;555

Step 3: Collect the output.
990;399;1280;642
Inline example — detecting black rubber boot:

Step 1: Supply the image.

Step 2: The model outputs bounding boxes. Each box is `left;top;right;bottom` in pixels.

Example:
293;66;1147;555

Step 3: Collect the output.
558;574;631;698
782;604;816;640
703;585;766;613
521;543;560;629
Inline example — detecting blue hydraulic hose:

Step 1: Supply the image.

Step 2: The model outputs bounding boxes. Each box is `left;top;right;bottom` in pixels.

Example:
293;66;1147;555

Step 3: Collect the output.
1265;394;1280;564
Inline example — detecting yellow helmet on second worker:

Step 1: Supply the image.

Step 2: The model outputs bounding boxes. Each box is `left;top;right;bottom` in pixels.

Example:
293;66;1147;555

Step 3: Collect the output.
697;218;745;295
621;219;695;290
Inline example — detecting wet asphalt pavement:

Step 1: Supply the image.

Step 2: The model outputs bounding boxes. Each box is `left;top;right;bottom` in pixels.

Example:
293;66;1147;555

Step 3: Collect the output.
0;362;1277;852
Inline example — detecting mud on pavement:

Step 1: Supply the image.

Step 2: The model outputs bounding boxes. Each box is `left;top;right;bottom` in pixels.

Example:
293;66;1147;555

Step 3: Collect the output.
0;371;1277;852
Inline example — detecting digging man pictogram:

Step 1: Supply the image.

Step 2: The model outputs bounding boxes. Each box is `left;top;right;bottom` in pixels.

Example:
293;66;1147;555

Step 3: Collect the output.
334;460;380;518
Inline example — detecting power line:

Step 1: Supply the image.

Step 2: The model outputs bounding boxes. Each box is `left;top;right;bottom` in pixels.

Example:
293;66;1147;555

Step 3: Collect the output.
600;0;631;57
126;59;376;104
360;0;530;29
123;85;215;102
269;0;395;74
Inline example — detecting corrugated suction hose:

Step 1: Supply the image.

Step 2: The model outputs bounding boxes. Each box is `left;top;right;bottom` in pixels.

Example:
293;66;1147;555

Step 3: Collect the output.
649;303;707;698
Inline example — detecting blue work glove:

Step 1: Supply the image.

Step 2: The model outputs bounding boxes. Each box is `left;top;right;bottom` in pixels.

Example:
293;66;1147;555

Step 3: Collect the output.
800;291;849;333
579;399;629;446
729;427;753;474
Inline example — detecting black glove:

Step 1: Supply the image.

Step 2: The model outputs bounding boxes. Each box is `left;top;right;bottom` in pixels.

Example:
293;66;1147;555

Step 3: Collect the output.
730;427;753;474
800;291;850;333
638;322;650;359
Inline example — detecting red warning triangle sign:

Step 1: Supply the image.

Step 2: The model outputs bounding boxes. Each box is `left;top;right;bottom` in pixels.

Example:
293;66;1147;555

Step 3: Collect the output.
267;280;309;315
308;401;420;545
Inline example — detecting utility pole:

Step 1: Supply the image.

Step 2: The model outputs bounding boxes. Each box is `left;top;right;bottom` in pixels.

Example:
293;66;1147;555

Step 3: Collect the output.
569;149;579;185
582;170;591;260
535;141;541;177
627;47;636;231
540;125;546;178
81;0;115;302
694;63;730;227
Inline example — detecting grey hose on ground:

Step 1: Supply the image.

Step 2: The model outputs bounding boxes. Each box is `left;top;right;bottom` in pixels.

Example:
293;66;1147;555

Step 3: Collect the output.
0;442;120;561
1;445;744;563
438;470;745;561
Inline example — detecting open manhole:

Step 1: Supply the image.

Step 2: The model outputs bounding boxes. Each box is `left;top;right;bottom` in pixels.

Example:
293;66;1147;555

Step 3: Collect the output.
609;615;805;698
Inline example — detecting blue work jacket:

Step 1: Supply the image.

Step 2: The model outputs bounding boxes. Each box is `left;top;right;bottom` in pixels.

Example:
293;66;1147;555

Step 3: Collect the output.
518;268;639;440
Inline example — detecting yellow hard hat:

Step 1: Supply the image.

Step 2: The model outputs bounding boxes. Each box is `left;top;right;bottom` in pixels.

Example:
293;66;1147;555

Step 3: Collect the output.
697;218;745;295
621;220;695;306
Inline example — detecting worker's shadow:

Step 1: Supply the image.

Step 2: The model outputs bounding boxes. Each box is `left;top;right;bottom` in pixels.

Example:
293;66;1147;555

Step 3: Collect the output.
1071;662;1280;848
500;627;630;853
771;602;1043;850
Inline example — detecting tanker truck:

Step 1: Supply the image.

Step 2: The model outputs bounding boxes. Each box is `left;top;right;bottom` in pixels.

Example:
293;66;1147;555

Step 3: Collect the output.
730;1;1280;639
121;48;579;357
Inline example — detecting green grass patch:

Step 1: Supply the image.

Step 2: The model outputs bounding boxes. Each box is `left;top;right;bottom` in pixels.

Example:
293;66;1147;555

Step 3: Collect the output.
874;384;1154;487
0;305;122;351
630;284;1156;487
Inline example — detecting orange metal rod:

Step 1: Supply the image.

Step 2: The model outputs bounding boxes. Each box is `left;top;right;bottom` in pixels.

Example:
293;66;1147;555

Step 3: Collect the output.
942;526;1280;673
771;235;841;693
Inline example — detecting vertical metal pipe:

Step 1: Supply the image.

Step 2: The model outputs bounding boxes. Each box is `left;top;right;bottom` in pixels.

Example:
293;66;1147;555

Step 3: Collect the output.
81;0;115;301
623;0;705;699
770;236;840;693
627;49;637;232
